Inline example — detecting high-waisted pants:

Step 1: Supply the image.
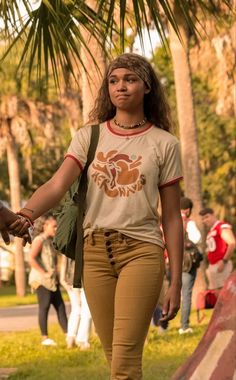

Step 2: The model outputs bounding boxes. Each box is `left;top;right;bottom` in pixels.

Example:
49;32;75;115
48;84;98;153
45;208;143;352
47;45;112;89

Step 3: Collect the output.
83;229;165;380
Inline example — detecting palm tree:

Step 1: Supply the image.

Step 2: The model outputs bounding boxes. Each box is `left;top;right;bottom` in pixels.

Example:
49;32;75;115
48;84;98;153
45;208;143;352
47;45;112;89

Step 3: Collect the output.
80;0;106;122
168;1;206;304
168;1;202;220
0;1;233;88
0;95;67;295
0;95;34;296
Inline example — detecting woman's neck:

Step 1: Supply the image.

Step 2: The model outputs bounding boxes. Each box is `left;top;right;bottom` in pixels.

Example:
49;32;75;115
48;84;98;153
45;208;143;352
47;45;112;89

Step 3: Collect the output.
114;111;145;125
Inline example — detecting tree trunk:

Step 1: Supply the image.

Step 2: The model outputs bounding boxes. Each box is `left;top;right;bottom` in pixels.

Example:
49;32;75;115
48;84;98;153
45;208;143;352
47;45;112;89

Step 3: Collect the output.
169;1;206;303
80;0;106;122
169;14;202;219
7;131;26;296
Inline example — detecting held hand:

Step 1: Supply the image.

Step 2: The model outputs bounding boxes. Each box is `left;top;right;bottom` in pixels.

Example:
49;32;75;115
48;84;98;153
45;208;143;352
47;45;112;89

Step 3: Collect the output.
159;284;181;322
65;284;73;292
8;217;31;237
0;229;11;245
44;270;54;279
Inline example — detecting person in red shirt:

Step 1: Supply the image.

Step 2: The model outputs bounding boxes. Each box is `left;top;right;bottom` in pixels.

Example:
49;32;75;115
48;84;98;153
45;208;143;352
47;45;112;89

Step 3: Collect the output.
199;207;235;289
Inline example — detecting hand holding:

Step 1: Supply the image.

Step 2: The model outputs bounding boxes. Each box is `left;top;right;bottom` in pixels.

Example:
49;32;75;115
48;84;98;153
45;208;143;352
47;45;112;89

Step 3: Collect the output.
8;216;31;237
0;205;31;245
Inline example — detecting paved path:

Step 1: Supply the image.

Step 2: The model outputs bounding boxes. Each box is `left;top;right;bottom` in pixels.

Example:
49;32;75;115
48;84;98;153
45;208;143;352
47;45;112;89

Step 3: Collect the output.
0;303;70;332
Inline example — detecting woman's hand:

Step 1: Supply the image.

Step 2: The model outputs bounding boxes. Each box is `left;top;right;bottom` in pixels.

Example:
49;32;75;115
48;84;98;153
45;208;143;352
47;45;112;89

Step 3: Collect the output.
159;283;181;322
8;216;31;236
0;205;31;245
60;280;72;292
217;260;225;273
5;216;32;246
44;269;56;279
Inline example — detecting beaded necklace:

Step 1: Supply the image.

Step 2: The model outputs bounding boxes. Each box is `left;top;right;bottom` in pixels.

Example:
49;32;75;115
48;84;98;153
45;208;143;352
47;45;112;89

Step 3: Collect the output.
113;117;147;129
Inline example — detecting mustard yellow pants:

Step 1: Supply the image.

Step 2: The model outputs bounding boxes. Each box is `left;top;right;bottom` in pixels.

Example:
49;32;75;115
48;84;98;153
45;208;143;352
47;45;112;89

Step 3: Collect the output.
83;229;164;380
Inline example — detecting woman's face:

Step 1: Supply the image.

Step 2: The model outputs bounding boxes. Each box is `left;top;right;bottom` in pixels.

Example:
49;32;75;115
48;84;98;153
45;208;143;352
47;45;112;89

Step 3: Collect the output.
108;68;150;111
43;219;57;237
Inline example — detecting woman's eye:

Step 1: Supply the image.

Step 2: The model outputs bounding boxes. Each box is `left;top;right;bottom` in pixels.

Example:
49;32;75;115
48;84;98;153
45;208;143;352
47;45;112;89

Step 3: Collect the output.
127;77;136;83
109;79;117;84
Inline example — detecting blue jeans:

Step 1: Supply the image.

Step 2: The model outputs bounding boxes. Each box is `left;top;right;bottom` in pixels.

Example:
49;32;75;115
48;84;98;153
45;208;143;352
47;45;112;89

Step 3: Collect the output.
180;268;197;330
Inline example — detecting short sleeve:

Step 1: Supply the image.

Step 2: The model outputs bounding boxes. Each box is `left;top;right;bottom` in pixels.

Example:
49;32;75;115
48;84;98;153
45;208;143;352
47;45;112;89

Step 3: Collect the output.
159;142;183;188
65;126;92;171
220;223;232;231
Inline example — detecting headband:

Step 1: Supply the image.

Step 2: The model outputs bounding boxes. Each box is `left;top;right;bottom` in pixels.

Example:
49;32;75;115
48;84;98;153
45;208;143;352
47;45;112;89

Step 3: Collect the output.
107;53;152;89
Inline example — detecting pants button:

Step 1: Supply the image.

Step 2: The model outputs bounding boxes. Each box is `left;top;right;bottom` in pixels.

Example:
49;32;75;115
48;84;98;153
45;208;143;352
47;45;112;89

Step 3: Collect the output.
108;254;113;258
110;261;115;265
104;232;110;237
105;240;111;246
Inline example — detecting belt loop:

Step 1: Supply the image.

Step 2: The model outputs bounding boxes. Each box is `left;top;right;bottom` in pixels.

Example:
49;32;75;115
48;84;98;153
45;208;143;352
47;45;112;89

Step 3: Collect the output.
88;231;95;245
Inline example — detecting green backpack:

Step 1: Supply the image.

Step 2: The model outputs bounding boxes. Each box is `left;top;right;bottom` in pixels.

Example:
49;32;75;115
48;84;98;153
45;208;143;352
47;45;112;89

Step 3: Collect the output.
53;124;100;287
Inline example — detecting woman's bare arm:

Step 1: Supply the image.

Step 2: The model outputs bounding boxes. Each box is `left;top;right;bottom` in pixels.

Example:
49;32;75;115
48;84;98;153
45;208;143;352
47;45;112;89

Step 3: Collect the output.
159;182;183;321
9;158;81;235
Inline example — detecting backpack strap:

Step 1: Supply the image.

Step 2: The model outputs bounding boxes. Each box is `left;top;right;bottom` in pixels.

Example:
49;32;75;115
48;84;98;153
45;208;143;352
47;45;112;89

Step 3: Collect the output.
73;124;100;288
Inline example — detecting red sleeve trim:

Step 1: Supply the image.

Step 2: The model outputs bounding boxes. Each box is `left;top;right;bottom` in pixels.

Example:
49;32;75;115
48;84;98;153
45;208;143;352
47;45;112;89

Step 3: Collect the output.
159;176;183;189
64;154;84;171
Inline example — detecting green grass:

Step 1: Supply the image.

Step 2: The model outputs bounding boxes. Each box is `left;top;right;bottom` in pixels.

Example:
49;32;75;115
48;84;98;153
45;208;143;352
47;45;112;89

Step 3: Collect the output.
0;310;213;380
0;286;37;307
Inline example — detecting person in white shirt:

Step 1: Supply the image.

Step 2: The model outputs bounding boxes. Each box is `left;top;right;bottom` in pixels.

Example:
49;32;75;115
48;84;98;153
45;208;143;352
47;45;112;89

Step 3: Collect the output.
179;197;201;334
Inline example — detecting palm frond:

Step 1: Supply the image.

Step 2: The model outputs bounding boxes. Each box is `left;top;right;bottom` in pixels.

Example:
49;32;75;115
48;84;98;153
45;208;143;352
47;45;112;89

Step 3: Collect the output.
0;0;234;89
1;0;109;88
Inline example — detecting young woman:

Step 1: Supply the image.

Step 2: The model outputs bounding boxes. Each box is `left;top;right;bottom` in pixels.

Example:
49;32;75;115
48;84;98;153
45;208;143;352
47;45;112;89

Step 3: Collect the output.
10;53;183;379
28;215;68;346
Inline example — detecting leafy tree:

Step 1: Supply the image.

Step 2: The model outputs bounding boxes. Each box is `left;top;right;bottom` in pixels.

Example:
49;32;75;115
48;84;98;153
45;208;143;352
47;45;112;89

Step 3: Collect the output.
153;46;235;229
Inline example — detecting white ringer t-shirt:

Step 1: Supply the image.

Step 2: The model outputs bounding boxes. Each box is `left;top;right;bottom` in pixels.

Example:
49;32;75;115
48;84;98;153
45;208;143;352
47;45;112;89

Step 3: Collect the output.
65;121;183;248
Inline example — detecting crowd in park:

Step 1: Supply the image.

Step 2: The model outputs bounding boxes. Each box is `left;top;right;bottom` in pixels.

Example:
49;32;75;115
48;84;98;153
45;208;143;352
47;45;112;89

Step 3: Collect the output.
0;53;235;380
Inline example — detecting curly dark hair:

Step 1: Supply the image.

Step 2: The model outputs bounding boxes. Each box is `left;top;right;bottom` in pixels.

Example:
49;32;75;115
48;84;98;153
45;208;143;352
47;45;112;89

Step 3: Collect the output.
88;54;173;132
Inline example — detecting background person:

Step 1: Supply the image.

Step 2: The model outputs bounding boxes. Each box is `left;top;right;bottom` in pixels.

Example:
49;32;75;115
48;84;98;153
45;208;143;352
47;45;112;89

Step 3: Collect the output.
199;207;235;290
8;53;183;379
179;197;201;334
60;255;92;349
28;214;68;346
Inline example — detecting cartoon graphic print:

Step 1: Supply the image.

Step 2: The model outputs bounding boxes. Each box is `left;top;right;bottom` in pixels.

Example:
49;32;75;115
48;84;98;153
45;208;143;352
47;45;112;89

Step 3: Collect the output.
91;150;146;197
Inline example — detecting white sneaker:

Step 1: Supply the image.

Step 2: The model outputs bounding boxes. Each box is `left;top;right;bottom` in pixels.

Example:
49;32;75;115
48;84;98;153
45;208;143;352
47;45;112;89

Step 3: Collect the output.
178;327;193;335
41;338;57;346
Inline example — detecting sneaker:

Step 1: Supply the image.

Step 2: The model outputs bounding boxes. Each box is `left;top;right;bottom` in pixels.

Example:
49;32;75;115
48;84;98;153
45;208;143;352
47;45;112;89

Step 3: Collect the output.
178;327;193;335
76;341;91;350
66;336;75;349
41;338;57;346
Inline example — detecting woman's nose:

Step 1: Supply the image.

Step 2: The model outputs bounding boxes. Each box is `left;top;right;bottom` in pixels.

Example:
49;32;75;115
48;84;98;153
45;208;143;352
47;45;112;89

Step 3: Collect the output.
117;80;126;91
